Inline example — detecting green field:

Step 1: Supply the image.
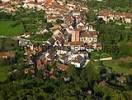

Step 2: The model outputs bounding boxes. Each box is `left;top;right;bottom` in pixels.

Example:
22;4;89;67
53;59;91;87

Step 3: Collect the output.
102;60;132;75
0;20;25;36
0;65;9;82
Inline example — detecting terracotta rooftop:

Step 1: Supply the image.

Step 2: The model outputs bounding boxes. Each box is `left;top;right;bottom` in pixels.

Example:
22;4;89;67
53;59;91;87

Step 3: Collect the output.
98;10;113;16
80;31;98;37
70;41;84;46
57;63;69;72
55;36;64;43
115;12;132;18
72;55;84;63
0;51;15;59
80;32;89;37
99;10;132;18
89;31;98;36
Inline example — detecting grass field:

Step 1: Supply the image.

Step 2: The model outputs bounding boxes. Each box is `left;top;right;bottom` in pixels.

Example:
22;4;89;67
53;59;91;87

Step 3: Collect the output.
0;20;25;36
0;65;9;82
102;60;132;75
93;57;132;75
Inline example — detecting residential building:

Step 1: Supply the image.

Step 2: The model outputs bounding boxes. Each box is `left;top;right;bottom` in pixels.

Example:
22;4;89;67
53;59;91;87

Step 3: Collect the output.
80;31;98;44
71;55;85;68
98;10;132;23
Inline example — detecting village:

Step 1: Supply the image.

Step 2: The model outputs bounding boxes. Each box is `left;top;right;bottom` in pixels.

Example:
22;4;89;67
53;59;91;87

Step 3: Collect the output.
0;0;132;99
0;0;131;78
0;0;131;80
0;0;102;72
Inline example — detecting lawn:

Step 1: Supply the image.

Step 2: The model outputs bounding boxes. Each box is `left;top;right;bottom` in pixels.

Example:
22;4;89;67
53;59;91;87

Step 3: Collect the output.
118;42;132;57
102;60;132;75
0;65;9;82
0;20;25;36
93;57;132;75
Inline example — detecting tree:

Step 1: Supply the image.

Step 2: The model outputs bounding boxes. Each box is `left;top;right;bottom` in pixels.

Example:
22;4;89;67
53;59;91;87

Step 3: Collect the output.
56;19;64;24
13;7;47;33
81;61;99;87
126;75;132;85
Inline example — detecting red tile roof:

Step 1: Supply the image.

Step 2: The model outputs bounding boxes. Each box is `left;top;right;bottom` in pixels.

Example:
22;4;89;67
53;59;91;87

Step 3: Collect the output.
98;10;113;16
99;10;132;18
57;64;69;72
70;41;84;46
0;51;15;58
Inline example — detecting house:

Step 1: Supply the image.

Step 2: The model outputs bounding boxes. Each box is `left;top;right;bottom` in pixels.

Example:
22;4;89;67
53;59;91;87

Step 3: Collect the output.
45;9;60;15
53;29;62;36
70;41;85;51
66;3;76;10
18;39;31;47
24;68;35;75
42;43;51;52
71;55;85;68
63;77;71;82
50;25;60;31
64;32;72;42
47;37;56;45
97;10;114;22
58;54;68;64
47;15;63;22
21;34;30;39
81;7;88;11
57;63;69;72
57;0;64;5
34;49;57;70
116;74;126;84
77;22;85;29
1;0;10;3
72;11;81;16
115;12;132;23
0;51;15;59
80;31;98;44
0;2;16;12
36;29;49;35
95;43;102;50
54;36;65;47
57;49;67;55
85;25;96;31
45;0;55;6
83;44;94;52
45;51;57;62
98;10;132;23
57;46;70;55
79;50;89;59
71;30;80;42
36;54;47;70
64;16;73;26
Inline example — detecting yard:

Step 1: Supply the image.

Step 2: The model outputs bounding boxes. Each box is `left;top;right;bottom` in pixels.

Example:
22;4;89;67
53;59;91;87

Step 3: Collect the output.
0;20;25;36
